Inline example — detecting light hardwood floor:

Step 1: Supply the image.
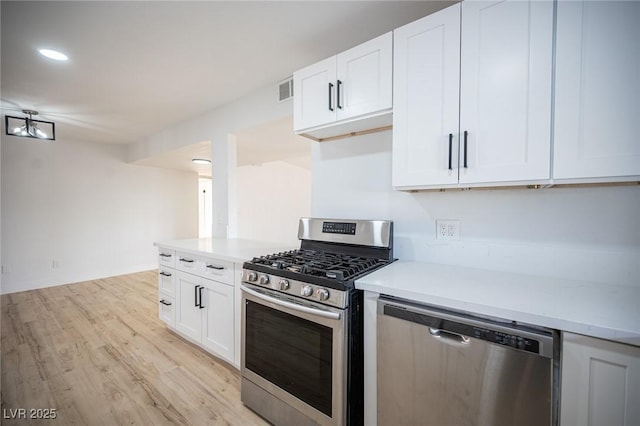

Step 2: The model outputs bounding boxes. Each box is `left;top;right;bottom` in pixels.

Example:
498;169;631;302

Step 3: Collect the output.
1;270;269;425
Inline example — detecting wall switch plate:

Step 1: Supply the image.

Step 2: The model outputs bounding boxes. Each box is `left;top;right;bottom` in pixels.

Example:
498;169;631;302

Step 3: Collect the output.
1;264;11;274
436;219;460;241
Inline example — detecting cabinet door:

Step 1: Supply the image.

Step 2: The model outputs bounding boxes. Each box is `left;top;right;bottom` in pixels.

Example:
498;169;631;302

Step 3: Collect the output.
293;56;337;131
459;0;553;185
175;272;202;341
201;282;234;363
553;0;640;181
561;333;640;426
336;32;392;121
392;4;461;188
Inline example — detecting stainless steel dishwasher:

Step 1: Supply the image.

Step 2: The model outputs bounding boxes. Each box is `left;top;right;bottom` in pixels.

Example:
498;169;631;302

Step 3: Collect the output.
377;296;560;426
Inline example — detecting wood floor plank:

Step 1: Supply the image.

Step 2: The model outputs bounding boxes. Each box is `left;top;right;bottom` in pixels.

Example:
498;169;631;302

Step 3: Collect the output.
1;271;269;425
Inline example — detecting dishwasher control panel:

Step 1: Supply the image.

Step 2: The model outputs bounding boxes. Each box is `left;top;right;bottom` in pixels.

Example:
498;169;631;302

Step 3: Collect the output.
472;327;540;354
379;298;554;358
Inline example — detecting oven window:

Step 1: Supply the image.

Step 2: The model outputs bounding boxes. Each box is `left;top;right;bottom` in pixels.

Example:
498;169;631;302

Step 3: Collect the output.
245;300;333;416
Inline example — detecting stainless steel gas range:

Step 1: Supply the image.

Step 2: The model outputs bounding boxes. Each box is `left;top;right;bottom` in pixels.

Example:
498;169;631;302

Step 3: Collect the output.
240;218;394;426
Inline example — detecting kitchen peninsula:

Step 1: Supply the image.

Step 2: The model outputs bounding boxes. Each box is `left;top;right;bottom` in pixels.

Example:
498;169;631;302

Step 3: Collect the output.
154;238;293;368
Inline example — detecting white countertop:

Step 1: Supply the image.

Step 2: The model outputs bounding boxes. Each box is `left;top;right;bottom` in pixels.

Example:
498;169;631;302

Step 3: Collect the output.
154;238;295;264
356;261;640;347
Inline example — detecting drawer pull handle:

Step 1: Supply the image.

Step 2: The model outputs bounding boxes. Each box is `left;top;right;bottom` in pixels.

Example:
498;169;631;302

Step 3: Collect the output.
337;80;343;109
179;258;195;263
159;271;172;277
159;299;172;306
159;253;172;258
206;264;225;270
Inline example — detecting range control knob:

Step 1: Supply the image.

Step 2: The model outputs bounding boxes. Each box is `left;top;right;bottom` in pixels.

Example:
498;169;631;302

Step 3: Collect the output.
301;285;313;297
258;274;270;285
279;279;290;291
316;288;330;301
247;272;258;282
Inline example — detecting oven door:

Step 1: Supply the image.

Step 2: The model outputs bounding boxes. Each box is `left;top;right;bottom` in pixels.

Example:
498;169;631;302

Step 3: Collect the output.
241;283;348;426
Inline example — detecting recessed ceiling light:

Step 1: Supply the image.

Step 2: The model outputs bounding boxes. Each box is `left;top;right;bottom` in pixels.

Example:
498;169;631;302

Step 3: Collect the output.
192;158;211;165
38;49;68;61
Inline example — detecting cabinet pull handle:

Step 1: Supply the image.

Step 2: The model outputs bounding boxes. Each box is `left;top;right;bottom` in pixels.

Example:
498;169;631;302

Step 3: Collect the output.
206;264;224;270
179;258;194;263
198;286;205;309
448;133;453;170
159;299;172;306
328;82;334;112
159;271;172;277
337;80;343;109
194;285;199;307
159;253;172;258
463;130;468;168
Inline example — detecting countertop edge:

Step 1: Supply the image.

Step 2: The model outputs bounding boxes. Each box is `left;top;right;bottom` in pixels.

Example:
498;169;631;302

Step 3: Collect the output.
154;238;295;264
356;261;640;348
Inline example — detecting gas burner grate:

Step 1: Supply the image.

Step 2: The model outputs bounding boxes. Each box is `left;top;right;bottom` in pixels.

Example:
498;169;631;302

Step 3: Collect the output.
249;249;388;282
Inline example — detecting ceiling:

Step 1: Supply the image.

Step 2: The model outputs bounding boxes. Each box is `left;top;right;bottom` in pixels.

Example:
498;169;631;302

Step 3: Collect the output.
1;1;454;145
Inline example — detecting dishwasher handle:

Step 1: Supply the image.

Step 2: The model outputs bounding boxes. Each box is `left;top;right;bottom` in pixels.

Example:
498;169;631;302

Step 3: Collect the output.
429;327;470;344
378;297;555;358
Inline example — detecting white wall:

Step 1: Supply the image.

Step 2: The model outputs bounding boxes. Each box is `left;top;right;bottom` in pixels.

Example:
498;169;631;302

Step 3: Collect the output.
1;135;198;294
127;84;293;238
312;130;640;287
237;159;311;246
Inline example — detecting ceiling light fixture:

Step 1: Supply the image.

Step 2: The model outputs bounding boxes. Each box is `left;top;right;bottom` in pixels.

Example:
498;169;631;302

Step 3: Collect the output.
192;158;211;165
38;48;68;61
5;110;56;141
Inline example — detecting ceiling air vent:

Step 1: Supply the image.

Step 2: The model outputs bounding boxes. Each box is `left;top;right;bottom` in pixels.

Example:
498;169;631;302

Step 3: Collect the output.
278;77;293;102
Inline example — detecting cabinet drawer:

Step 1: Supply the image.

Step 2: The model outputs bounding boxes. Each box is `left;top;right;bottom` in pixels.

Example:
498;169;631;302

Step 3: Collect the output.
158;293;175;327
200;258;234;284
158;268;175;296
175;252;234;285
158;249;176;268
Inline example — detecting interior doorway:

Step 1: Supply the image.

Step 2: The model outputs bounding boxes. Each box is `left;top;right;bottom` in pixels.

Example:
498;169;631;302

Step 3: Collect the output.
198;177;213;238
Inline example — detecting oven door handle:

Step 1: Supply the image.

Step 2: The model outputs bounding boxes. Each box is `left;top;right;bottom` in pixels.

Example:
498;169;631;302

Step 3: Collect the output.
241;285;341;320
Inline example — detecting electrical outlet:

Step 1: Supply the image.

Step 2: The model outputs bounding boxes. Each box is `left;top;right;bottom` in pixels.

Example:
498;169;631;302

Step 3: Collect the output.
52;260;60;269
436;220;460;241
1;264;10;274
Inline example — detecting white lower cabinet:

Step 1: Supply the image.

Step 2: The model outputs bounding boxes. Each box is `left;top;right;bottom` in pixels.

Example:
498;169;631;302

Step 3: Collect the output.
158;266;176;327
175;271;204;341
201;283;234;361
157;247;236;366
175;270;235;365
561;332;640;426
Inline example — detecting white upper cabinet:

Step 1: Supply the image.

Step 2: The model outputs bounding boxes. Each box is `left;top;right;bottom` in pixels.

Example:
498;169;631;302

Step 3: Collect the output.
553;0;640;182
392;3;461;188
293;56;337;131
294;32;392;141
459;0;553;185
392;0;554;190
